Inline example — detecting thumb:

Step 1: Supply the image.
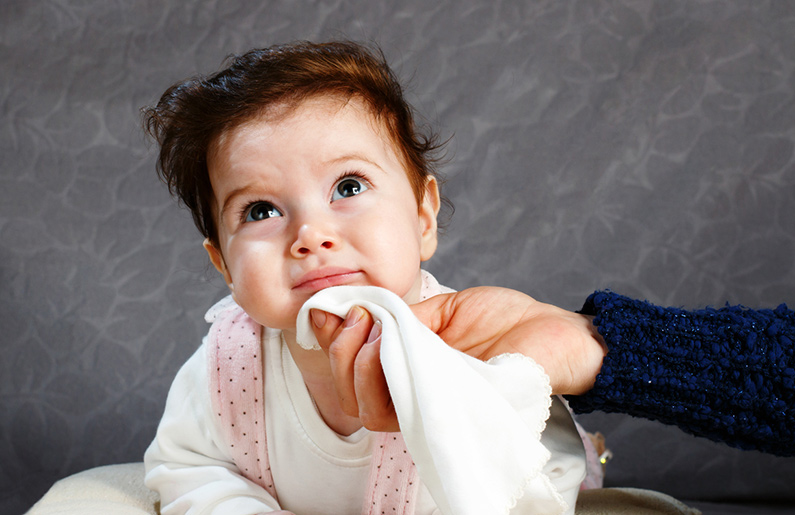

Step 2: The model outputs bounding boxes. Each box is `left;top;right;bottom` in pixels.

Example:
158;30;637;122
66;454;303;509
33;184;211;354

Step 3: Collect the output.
409;292;456;334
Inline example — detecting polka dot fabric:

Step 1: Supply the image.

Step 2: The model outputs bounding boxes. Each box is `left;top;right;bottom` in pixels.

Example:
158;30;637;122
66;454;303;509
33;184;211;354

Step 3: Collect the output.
207;307;278;501
364;433;418;515
207;301;418;513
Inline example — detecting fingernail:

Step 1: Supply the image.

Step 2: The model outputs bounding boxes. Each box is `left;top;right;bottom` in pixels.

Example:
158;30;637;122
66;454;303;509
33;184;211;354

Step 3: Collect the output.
366;320;382;343
343;306;364;328
310;309;326;329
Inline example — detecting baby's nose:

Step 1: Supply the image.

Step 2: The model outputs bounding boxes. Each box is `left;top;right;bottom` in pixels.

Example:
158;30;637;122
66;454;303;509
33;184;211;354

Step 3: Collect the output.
290;223;337;256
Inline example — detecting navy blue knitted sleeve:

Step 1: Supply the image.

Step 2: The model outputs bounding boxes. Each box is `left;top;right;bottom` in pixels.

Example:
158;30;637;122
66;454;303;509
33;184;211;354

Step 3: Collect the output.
566;291;795;457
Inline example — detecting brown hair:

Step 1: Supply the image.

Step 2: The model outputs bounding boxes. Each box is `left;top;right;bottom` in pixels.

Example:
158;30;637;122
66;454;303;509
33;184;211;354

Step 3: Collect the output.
143;40;445;245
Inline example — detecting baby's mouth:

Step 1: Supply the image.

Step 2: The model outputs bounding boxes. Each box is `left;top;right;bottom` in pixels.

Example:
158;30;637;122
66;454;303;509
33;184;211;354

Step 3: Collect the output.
292;268;363;292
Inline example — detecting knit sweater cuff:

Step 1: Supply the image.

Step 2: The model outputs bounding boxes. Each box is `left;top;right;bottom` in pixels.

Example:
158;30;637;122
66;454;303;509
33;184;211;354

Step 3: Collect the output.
565;291;795;457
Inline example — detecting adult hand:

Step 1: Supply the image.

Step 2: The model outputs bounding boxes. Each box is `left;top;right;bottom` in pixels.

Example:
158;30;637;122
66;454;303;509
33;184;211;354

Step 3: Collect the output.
309;287;607;431
410;287;607;395
310;307;397;431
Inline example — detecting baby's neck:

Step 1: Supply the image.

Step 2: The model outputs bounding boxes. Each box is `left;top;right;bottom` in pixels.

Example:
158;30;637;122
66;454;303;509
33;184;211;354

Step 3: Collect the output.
282;329;364;436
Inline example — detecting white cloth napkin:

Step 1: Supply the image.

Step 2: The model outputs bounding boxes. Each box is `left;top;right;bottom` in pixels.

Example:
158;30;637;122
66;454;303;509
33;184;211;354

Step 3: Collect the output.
296;285;578;515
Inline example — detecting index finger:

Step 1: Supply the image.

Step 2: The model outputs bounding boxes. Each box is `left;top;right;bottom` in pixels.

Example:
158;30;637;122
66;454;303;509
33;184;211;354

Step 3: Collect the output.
310;308;345;353
312;306;375;417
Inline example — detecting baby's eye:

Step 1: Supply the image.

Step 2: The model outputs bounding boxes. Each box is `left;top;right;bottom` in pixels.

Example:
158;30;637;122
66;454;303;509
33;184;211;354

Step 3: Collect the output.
332;177;369;201
245;201;282;222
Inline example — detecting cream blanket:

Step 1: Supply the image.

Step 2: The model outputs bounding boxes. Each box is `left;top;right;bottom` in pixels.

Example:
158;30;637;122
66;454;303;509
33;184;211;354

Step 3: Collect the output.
26;459;700;514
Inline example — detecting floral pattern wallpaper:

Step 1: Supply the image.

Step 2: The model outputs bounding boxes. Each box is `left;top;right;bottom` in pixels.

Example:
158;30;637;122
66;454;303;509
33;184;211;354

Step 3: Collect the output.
2;1;794;513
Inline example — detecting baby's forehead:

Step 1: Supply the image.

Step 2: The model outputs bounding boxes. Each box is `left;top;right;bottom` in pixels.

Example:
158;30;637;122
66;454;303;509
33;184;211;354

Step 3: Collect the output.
213;95;402;161
210;95;414;180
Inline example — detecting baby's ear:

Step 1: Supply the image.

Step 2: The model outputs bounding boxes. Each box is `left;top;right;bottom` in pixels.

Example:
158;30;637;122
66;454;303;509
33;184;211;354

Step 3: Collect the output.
419;177;440;262
203;238;234;288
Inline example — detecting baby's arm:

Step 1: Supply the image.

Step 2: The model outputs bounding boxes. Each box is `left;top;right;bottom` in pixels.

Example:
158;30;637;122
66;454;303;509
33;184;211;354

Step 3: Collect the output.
144;344;291;515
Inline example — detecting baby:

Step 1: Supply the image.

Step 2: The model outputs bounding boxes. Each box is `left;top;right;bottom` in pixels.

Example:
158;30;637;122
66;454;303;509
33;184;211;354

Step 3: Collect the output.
143;41;591;514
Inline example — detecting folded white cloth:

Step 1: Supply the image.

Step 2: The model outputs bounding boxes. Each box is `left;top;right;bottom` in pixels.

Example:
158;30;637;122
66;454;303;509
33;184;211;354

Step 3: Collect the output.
296;284;584;515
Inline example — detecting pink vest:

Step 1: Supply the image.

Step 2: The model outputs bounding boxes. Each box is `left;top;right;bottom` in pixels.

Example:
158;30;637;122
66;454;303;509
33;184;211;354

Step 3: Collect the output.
206;286;602;513
206;306;418;514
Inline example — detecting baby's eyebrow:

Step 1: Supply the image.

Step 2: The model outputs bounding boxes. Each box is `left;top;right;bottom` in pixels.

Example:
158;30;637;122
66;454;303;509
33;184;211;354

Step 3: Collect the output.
219;185;253;219
326;153;385;172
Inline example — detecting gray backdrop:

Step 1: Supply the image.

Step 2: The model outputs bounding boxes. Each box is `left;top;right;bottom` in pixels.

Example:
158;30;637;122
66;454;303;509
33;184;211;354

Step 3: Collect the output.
2;1;795;513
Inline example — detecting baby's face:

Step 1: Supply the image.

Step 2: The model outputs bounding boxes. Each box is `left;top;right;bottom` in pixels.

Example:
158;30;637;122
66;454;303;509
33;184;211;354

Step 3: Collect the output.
205;96;439;331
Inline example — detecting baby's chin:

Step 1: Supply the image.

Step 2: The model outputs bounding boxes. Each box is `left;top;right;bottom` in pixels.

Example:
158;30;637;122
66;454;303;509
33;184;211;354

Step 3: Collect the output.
262;276;422;330
245;307;302;334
